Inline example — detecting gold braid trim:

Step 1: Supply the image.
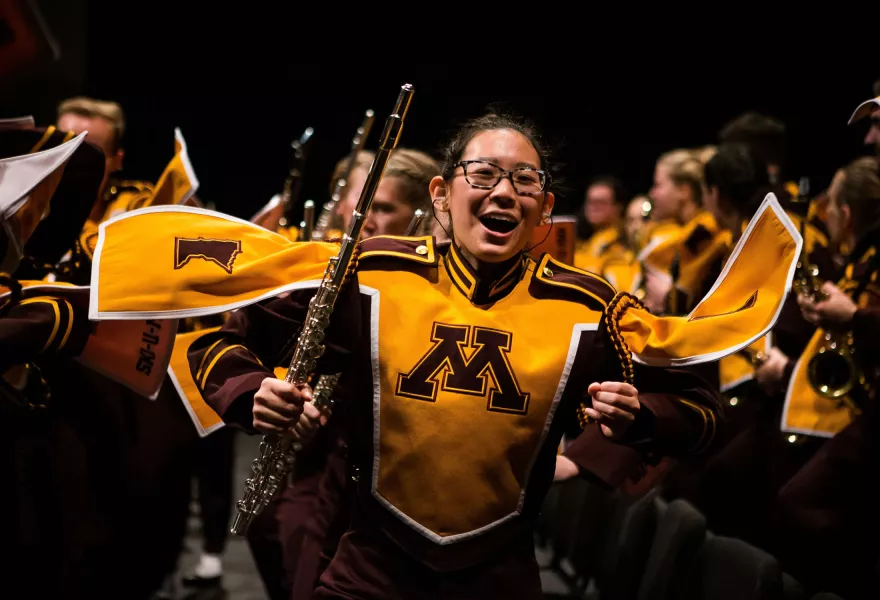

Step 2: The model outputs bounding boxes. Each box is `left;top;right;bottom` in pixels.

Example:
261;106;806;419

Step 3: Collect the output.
577;291;643;429
343;245;360;287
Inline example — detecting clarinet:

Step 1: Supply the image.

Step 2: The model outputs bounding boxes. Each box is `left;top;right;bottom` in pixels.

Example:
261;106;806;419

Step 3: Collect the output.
278;127;315;229
312;110;375;240
405;209;426;236
231;84;414;535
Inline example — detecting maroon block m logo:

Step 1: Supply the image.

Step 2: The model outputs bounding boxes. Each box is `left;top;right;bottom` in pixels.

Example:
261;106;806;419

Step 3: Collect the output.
396;323;530;415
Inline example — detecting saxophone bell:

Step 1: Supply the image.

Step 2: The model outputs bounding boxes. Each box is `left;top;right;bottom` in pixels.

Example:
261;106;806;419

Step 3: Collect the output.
807;330;859;400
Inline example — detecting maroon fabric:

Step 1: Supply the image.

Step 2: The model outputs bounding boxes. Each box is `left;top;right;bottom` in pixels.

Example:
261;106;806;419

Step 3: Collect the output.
194;247;719;576
246;428;351;600
852;306;880;355
247;468;323;600
775;413;880;600
0;297;90;371
312;523;543;600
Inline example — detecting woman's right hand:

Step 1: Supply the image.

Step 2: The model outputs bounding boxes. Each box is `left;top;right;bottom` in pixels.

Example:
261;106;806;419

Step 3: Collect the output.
253;378;312;435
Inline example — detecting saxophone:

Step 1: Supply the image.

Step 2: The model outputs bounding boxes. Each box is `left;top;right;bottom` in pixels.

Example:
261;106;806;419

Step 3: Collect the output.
230;84;414;535
793;253;863;402
312;110;376;241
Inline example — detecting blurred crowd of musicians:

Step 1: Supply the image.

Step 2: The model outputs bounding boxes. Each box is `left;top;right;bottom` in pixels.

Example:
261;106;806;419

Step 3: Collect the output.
2;79;880;600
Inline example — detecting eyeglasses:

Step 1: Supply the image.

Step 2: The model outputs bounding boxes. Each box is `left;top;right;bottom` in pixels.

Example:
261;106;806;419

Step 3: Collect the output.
453;160;549;195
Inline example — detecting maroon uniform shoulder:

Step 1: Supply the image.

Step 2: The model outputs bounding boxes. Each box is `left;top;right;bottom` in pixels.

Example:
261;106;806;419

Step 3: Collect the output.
356;235;440;270
528;253;616;312
683;223;715;254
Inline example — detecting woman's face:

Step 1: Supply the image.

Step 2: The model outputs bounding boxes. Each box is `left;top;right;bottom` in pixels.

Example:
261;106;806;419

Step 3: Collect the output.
624;198;646;246
649;163;684;222
335;169;414;238
432;128;554;264
584;184;621;229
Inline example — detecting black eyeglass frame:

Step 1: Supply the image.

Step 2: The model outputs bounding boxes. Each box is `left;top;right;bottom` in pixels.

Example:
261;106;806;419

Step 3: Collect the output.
450;160;550;195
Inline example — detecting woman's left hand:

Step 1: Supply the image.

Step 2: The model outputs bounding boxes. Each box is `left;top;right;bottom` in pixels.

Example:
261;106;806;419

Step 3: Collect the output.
584;381;641;440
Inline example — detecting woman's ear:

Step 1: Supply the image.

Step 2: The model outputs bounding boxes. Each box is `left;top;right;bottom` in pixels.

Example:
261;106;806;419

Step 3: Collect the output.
842;203;852;232
429;176;449;212
540;192;556;224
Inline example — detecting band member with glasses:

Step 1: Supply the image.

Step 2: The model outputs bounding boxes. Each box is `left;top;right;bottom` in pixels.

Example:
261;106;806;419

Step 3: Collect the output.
89;107;801;598
574;175;629;272
190;112;720;599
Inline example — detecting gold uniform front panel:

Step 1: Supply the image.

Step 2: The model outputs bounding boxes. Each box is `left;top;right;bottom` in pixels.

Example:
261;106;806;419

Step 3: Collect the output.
358;260;603;543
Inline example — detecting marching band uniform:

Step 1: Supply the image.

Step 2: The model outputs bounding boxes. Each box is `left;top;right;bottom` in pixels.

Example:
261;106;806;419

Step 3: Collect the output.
86;191;799;598
659;207;834;549
574;225;627;275
1;127;203;599
775;237;880;600
194;238;720;599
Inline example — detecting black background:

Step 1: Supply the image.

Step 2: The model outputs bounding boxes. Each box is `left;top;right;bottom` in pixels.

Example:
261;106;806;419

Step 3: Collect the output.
2;2;876;222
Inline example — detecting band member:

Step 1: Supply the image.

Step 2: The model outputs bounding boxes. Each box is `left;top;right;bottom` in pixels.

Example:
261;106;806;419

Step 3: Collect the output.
241;148;443;600
0;131;128;599
719;112;786;186
334;148;439;238
624;195;651;250
642;148;721;315
207;114;719;599
719;110;830;243
87;105;801;599
56;97;153;225
50;100;201;599
573;175;628;274
657;142;810;547
775;155;880;600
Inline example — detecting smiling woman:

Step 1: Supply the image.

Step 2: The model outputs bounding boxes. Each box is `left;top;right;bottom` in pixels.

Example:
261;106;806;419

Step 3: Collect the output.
89;107;810;600
193;111;720;599
430;113;555;268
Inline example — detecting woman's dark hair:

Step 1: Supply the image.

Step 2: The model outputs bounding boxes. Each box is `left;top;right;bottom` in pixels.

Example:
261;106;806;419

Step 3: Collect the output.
718;112;786;176
703;142;770;219
439;110;557;189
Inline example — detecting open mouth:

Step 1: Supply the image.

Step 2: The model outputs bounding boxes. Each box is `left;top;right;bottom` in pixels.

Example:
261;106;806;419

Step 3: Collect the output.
478;214;519;235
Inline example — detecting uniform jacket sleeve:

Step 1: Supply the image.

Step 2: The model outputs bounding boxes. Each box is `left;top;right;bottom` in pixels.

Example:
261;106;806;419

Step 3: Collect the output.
564;359;720;489
0;296;90;371
188;280;362;431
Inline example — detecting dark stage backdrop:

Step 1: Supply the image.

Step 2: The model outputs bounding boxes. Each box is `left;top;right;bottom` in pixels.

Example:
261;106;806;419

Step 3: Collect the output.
0;2;876;223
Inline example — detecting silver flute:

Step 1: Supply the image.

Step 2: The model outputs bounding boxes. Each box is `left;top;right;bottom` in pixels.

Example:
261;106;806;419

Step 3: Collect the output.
231;84;414;535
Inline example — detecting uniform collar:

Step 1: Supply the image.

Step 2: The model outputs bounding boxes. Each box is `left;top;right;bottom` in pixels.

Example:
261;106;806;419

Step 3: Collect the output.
444;242;525;304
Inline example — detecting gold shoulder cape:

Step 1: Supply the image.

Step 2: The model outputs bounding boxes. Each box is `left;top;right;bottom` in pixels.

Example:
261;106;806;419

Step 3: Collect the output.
89;194;802;372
